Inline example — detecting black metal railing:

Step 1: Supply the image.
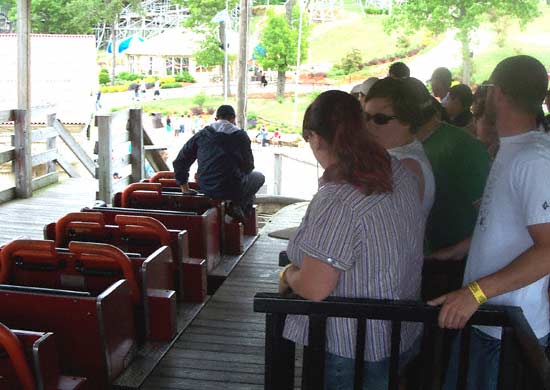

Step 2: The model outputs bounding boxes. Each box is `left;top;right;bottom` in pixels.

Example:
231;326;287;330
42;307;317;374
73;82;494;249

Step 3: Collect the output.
253;293;550;390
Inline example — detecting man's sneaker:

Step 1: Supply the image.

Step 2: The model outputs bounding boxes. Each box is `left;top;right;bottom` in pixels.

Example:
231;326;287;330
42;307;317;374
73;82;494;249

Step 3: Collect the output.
226;203;246;224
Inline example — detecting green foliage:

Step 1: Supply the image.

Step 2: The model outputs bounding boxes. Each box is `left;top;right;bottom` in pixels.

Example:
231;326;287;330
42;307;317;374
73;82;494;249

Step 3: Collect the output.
384;0;540;81
175;71;196;83
340;49;363;75
247;112;258;121
116;72;141;81
256;7;310;73
160;82;183;89
1;0;142;34
194;33;225;68
193;92;207;108
99;68;110;85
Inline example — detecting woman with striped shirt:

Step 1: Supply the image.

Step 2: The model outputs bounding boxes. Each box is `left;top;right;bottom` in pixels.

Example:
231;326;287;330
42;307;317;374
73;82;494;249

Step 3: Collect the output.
279;90;424;389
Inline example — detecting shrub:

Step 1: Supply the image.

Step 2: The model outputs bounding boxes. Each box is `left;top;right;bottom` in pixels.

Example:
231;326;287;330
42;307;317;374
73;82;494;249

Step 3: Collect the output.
247;112;258;121
190;106;203;115
160;76;176;85
276;96;284;104
161;82;182;89
117;72;141;81
206;107;215;115
340;49;363;75
327;65;346;78
99;68;110;85
192;92;207;108
100;84;130;93
175;71;196;83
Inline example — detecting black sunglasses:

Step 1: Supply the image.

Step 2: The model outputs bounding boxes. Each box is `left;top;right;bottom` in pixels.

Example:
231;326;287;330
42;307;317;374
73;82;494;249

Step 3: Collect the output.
365;112;398;125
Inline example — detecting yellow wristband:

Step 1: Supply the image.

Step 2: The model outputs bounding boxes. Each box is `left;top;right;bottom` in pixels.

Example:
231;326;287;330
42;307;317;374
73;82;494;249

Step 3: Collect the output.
279;264;292;282
468;281;487;304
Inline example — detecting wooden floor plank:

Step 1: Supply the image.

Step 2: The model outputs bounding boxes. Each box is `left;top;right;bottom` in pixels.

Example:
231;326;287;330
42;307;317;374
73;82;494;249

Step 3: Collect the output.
142;203;308;389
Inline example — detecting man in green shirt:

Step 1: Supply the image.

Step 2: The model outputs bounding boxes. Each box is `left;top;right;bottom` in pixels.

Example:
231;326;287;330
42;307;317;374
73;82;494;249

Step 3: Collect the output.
406;78;491;297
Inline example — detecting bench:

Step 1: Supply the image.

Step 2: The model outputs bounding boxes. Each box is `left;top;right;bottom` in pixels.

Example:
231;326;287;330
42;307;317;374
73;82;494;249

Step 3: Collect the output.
83;203;220;274
0;323;87;389
0;239;176;342
0;265;135;389
44;211;187;299
254;293;550;389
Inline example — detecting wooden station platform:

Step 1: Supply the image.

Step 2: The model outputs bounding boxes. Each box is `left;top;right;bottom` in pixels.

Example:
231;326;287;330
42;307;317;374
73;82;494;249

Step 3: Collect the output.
0;178;309;389
140;202;308;390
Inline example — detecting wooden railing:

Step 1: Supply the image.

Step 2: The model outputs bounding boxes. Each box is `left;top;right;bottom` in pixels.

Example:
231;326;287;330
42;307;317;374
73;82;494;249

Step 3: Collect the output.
0;109;98;203
0;108;169;206
95;108;168;204
254;293;550;390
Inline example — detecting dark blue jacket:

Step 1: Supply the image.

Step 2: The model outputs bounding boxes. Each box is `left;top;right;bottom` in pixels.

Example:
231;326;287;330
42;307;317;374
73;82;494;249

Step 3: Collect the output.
173;120;254;200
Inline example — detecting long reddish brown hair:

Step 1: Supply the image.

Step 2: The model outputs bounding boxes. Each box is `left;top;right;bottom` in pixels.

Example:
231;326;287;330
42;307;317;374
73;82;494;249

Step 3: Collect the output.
303;90;392;194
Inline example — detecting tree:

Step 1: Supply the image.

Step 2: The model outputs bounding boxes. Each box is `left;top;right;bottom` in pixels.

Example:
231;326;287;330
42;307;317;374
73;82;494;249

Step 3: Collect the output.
256;7;309;99
174;0;238;96
385;0;540;84
340;49;363;81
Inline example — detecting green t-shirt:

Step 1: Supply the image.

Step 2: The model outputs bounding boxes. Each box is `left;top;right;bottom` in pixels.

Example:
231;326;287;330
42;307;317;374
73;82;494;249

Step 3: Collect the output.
422;122;491;252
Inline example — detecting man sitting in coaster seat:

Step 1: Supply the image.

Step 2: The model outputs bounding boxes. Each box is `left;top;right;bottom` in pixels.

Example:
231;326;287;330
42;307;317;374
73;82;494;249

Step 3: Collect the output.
173;104;265;223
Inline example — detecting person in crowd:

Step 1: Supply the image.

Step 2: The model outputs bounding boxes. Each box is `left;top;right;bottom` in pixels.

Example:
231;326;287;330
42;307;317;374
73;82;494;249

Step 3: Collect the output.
408;77;490;259
350;83;362;99
140;79;147;96
430;67;452;106
388;61;410;80
428;55;550;390
260;73;268;87
279;90;424;389
544;89;550;128
259;125;268;147
354;77;379;109
272;128;281;146
173;105;265;223
153;79;161;100
446;84;474;129
363;77;435;218
472;82;499;159
179;114;186;135
166;114;172;135
95;91;102;110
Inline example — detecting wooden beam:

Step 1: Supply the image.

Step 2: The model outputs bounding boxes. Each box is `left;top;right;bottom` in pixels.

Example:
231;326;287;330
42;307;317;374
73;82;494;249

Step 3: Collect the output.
143;128;169;172
17;0;30;113
96;114;113;203
56;156;81;178
31;126;57;142
129;109;144;182
32;149;57;166
46;114;57;174
53;119;95;176
13;109;32;198
0;148;15;164
0;110;14;122
0;187;16;205
31;172;59;191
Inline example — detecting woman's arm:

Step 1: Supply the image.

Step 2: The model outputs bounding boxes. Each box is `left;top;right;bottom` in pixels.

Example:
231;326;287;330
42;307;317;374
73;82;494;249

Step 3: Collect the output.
279;255;340;301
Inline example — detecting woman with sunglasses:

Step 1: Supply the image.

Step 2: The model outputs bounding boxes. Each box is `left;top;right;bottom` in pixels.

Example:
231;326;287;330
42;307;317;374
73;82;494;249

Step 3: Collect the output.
364;77;435;219
279;90;424;389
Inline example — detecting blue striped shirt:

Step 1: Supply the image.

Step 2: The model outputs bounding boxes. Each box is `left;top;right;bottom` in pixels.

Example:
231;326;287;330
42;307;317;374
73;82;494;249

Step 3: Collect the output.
283;160;424;361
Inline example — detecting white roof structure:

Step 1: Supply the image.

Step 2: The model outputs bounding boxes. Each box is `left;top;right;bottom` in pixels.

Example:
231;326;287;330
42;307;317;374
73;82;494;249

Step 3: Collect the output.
123;28;203;56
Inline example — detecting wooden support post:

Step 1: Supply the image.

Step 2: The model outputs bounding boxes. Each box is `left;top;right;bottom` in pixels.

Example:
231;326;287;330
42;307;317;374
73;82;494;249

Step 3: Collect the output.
274;153;282;196
129;109;144;182
17;0;30;114
46;113;57;174
96;114;113;204
13;110;32;198
236;0;249;129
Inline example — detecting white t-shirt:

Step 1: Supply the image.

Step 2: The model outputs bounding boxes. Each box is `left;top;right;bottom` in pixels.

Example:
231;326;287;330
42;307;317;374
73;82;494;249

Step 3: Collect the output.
463;130;550;339
389;139;435;218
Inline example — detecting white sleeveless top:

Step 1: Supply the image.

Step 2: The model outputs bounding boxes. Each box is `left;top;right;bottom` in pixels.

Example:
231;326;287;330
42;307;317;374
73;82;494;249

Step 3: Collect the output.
389;139;435;218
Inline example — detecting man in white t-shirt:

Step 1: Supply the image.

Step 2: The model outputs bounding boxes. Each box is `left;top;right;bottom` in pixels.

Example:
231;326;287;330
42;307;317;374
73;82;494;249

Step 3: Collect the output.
428;55;550;390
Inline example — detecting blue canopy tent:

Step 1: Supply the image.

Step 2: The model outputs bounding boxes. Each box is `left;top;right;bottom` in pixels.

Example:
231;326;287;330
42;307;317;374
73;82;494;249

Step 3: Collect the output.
107;36;144;54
